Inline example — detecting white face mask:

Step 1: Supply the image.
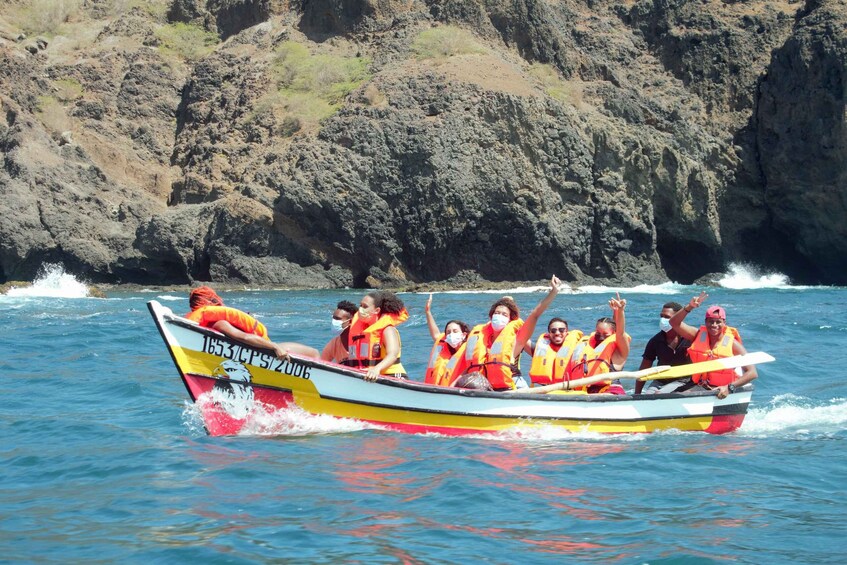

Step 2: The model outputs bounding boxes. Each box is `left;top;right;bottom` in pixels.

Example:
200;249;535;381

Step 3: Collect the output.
491;313;509;331
659;317;672;333
445;332;464;348
332;318;345;334
359;307;375;322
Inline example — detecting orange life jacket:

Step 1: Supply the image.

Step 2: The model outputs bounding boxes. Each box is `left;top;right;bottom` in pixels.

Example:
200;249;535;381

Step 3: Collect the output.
185;306;268;338
688;326;737;386
452;319;523;390
345;310;409;376
727;326;742;344
529;330;583;385
424;334;462;386
565;333;630;393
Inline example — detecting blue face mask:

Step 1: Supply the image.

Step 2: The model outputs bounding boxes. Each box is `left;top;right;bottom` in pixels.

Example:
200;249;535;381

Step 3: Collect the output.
331;318;345;334
659;317;672;333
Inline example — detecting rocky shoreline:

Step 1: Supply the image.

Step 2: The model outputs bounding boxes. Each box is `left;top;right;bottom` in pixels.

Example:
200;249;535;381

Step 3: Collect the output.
2;0;845;287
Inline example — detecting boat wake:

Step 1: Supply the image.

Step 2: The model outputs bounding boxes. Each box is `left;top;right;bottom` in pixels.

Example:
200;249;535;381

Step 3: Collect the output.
182;395;846;440
739;395;847;438
182;398;372;437
3;263;93;298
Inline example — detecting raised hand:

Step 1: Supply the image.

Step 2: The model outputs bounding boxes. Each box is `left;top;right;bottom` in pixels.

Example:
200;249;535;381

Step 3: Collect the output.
688;291;708;311
425;293;432;313
609;291;626;311
550;275;562;293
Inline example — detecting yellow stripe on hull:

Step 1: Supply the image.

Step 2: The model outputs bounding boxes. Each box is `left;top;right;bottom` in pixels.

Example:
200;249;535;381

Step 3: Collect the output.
291;391;719;434
171;345;320;395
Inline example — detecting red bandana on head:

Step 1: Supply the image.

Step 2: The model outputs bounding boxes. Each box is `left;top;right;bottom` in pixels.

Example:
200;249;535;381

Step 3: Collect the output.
189;286;223;311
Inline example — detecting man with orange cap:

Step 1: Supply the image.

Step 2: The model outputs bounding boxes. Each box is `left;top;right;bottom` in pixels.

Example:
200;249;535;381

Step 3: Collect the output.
668;291;758;398
186;286;318;359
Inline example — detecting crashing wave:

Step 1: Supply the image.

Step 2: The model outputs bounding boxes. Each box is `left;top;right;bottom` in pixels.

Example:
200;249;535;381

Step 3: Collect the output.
4;263;92;298
716;263;796;289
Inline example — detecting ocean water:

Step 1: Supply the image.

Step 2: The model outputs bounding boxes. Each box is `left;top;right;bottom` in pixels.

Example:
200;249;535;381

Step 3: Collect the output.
2;264;846;563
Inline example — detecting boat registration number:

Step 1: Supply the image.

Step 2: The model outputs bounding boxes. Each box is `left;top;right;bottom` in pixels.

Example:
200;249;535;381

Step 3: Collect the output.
200;335;311;379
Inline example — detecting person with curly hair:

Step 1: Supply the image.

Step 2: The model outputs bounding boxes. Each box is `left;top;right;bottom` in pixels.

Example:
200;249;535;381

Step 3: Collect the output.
345;291;410;381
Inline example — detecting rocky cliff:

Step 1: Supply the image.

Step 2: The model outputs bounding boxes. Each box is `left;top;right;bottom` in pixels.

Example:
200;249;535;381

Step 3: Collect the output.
1;0;844;287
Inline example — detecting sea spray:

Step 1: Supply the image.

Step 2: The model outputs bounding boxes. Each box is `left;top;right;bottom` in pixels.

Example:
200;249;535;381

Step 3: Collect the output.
717;263;795;290
4;263;91;298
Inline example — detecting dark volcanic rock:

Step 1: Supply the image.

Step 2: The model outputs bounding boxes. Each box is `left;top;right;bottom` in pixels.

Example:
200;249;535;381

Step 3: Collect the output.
1;0;845;286
756;0;847;284
169;0;272;38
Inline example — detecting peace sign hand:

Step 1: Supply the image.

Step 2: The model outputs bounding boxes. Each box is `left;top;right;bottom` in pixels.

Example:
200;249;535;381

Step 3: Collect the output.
688;291;708;311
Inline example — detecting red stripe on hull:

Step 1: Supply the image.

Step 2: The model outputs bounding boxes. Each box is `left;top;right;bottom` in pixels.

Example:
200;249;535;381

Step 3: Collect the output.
705;414;746;435
365;421;503;437
184;374;295;436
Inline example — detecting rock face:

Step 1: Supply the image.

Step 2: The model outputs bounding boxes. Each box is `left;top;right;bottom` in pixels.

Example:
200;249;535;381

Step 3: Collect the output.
756;0;847;284
0;0;845;286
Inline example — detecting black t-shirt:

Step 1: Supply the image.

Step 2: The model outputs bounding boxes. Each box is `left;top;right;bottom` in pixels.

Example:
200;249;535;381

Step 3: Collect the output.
642;332;692;367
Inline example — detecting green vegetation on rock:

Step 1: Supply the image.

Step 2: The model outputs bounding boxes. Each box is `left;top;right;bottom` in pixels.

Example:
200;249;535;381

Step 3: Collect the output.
154;22;219;62
10;0;82;36
256;40;371;132
53;78;84;102
411;26;486;59
272;41;371;103
529;63;581;106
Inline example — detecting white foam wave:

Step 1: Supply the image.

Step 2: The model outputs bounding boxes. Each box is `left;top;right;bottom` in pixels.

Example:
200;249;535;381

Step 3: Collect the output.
574;282;683;295
739;395;847;437
439;285;553;295
716;263;803;290
4;263;91;298
184;397;372;437
156;295;183;301
432;282;683;295
239;404;372;436
238;404;371;436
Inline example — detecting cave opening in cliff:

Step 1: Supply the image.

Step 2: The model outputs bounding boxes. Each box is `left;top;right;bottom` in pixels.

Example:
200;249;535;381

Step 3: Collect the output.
656;238;723;284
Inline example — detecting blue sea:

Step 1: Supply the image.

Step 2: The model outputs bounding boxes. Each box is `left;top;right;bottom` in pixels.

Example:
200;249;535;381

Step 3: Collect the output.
2;264;846;563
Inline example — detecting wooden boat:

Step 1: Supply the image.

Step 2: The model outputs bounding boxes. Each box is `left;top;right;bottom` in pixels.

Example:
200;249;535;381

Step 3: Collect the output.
148;300;772;437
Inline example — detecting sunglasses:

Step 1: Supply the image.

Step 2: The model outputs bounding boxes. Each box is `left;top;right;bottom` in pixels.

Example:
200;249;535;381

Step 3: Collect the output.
549;327;567;334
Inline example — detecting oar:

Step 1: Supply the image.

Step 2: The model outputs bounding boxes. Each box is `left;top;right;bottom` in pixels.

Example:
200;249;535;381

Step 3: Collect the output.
506;351;776;394
637;351;775;381
506;366;670;395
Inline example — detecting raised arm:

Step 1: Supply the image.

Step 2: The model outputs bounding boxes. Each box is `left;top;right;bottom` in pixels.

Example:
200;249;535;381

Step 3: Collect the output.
424;293;440;342
513;275;561;357
669;291;707;342
609;292;629;365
